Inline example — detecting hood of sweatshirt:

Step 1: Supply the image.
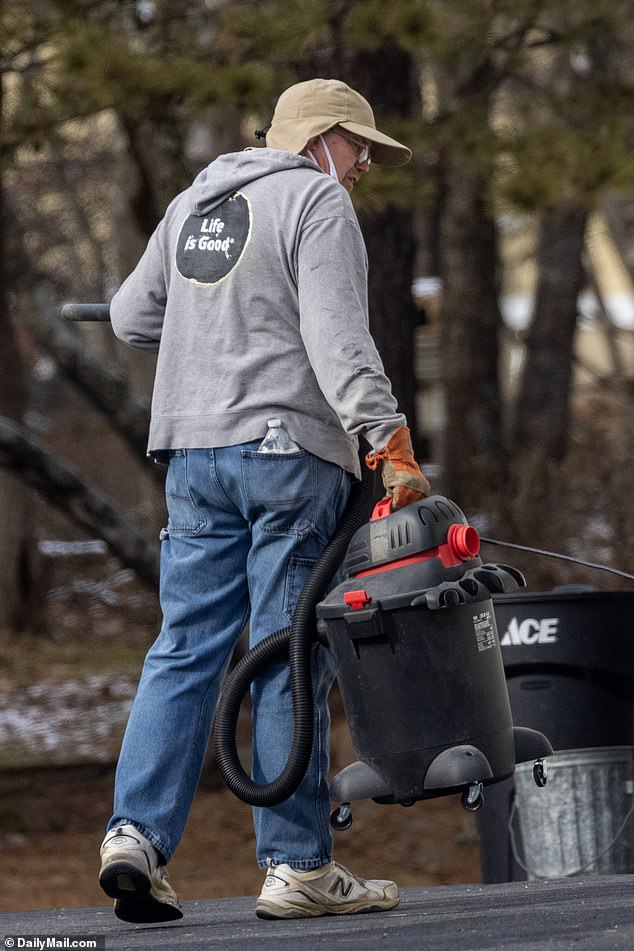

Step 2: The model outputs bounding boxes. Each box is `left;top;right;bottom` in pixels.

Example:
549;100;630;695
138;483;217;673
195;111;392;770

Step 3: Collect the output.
190;148;320;214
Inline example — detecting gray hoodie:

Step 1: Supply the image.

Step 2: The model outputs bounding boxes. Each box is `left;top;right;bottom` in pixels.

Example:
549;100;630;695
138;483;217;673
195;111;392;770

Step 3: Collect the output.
110;148;405;477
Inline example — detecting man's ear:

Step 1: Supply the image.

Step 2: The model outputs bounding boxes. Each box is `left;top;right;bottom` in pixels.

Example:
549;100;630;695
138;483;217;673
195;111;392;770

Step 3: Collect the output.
304;136;320;155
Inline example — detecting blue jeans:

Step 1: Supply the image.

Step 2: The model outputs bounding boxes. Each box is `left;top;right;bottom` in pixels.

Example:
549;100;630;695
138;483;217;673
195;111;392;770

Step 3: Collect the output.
108;443;351;869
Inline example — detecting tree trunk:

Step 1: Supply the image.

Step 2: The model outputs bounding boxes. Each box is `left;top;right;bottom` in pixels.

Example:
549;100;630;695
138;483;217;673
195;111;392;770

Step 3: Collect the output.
513;205;588;461
438;160;505;508
347;44;421;453
0;73;30;631
360;205;419;448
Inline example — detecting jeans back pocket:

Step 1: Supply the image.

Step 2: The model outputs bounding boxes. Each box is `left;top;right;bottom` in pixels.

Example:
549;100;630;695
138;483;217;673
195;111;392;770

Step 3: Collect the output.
242;449;316;537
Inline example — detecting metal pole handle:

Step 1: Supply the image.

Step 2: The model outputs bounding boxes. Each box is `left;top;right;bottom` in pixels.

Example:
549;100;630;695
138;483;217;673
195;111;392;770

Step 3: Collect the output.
61;303;112;322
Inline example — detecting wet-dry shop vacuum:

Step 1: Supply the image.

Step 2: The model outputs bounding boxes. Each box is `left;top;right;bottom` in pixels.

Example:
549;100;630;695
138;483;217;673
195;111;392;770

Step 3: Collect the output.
212;481;553;826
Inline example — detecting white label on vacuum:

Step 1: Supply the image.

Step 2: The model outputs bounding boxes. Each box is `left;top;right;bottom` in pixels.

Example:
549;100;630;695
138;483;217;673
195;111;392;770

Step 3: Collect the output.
473;609;496;652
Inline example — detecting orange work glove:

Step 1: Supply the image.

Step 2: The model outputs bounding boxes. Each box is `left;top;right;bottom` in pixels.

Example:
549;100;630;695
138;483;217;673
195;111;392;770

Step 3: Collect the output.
366;426;431;510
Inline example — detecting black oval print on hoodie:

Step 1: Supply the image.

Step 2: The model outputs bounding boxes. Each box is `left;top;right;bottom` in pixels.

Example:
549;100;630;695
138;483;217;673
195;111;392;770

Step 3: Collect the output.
176;192;251;285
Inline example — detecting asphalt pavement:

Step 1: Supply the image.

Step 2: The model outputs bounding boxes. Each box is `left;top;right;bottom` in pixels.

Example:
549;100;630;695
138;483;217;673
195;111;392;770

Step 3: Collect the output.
2;876;634;951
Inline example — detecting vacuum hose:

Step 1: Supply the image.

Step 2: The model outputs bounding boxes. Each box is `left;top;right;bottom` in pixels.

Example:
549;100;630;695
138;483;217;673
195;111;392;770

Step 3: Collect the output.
213;464;376;806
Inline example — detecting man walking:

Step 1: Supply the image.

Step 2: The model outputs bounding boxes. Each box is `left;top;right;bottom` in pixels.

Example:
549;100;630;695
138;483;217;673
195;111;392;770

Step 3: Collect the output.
99;78;429;922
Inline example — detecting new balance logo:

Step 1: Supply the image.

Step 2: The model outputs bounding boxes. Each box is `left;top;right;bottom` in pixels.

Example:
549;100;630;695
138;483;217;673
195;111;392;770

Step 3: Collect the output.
500;617;559;646
328;875;354;898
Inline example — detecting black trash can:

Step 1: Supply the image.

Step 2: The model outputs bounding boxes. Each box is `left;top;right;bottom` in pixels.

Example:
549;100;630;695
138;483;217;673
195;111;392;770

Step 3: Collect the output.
478;588;634;881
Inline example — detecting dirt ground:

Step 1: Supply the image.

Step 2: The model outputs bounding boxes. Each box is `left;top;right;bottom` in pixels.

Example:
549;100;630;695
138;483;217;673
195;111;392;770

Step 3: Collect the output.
0;700;482;913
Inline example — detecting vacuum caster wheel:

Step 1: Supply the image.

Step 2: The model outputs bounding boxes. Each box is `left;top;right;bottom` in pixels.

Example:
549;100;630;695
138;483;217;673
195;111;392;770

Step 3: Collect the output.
533;758;548;788
461;782;484;812
330;803;353;831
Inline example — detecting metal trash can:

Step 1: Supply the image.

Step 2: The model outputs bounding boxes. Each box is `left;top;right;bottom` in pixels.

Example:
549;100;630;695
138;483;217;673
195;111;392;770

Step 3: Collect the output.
477;589;634;882
514;746;634;879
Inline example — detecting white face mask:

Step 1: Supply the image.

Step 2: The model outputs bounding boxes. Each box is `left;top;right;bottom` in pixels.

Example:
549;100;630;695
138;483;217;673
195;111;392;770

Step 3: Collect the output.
307;135;340;183
319;135;339;180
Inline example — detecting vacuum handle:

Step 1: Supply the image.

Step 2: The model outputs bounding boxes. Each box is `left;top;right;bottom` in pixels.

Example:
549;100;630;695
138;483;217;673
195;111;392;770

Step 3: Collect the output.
61;303;111;322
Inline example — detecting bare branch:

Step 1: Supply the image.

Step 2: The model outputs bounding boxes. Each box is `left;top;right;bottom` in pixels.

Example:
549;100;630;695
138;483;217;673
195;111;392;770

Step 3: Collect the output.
21;297;160;480
494;26;562;52
0;417;159;588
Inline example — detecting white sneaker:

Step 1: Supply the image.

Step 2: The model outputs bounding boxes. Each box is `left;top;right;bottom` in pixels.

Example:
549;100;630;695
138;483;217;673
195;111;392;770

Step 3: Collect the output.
255;859;399;919
99;824;183;923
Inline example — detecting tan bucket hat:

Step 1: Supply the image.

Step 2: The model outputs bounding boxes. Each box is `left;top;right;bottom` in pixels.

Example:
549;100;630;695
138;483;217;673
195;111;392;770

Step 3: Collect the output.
266;78;412;167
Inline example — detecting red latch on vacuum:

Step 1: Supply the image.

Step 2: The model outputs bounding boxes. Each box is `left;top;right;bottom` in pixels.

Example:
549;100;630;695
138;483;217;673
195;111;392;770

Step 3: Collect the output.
344;589;372;610
371;498;393;521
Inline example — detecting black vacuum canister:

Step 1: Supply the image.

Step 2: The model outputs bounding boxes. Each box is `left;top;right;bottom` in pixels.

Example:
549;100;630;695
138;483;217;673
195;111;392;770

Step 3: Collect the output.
316;495;533;808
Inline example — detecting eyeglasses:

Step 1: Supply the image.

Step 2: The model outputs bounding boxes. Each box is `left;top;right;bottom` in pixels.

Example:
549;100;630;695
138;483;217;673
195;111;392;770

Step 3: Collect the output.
332;128;372;166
